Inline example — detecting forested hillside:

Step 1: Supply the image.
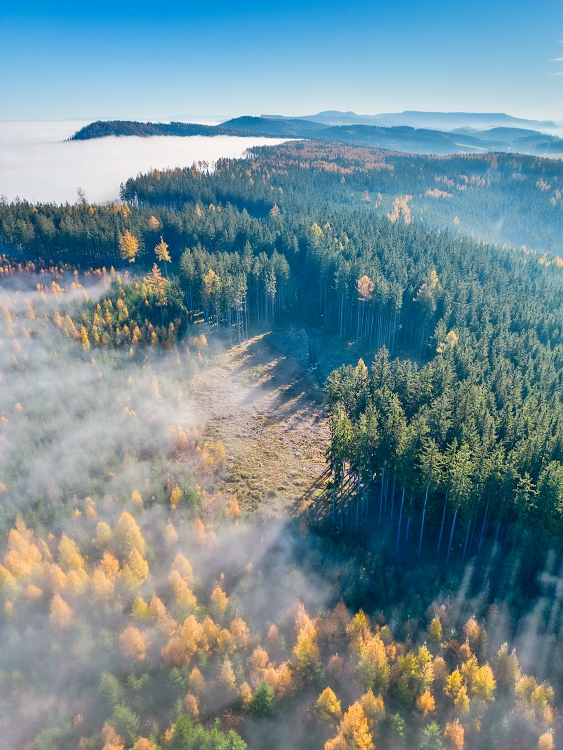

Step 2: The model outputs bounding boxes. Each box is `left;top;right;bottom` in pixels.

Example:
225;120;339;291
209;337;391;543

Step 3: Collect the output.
70;116;563;158
1;141;563;749
2;141;562;259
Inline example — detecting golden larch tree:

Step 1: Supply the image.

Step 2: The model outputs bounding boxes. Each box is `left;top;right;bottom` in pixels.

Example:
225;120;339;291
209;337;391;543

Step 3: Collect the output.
325;702;374;750
315;687;342;723
155;237;171;264
537;733;554;750
184;692;199;719
210;585;229;615
357;275;375;301
119;626;147;660
119;231;139;263
230;616;251;649
444;720;464;750
113;512;146;557
360;690;385;729
171;553;194;585
133;739;156;750
416;689;436;716
293;625;321;678
49;594;74;629
189;667;205;694
102;724;125;750
219;657;236;691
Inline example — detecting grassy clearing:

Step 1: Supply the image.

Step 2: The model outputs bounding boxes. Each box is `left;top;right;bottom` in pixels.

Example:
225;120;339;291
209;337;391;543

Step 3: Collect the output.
189;330;328;515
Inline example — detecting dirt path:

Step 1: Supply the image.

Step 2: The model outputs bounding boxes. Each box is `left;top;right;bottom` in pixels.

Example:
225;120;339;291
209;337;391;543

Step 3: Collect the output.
189;330;329;515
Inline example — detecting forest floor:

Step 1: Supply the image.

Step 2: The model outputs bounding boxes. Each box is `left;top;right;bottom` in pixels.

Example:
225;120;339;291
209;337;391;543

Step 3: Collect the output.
189;327;329;516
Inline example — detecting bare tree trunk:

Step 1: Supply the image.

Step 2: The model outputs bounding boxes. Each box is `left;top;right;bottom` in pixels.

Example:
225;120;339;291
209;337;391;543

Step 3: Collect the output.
418;486;429;559
390;471;396;521
437;497;447;555
332;468;337;527
396;488;405;553
356;473;361;531
478;500;489;551
340;462;345;532
379;469;385;526
462;517;472;561
445;508;458;569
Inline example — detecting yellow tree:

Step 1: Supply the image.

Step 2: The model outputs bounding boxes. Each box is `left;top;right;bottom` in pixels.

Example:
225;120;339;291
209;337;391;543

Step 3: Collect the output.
189;667;205;694
427;617;443;642
416;690;436;717
144;264;170;328
471;664;496;703
144;264;169;306
133;740;156;750
357;275;375;301
210;585;229;615
325;702;374;750
230;616;251;649
119;626;147;660
444;721;464;750
149;593;167;621
454;686;470;715
180;614;205;657
538;733;554;750
100;551;120;581
58;533;85;570
293;624;321;679
315;687;342;724
219;657;237;691
360;690;385;731
202;268;222;328
119;231;139;264
154;237;171;276
113;512;146;558
494;643;521;690
171;553;194;585
357;634;390;693
184;693;199;718
102;724;125;750
216;628;236;654
49;594;74;629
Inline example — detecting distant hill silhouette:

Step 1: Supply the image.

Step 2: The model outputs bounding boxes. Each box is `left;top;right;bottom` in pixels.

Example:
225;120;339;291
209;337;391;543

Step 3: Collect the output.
71;115;563;157
264;109;562;132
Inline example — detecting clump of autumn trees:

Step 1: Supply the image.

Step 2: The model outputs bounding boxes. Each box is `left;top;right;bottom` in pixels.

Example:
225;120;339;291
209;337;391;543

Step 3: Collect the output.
72;268;188;349
0;506;555;750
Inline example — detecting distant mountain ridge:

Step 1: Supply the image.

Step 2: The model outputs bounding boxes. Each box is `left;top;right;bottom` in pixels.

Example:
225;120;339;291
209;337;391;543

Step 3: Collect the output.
263;109;562;133
70;115;563;158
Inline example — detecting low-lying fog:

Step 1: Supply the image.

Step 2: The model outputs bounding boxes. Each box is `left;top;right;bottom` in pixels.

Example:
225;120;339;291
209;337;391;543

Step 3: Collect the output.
0;121;289;205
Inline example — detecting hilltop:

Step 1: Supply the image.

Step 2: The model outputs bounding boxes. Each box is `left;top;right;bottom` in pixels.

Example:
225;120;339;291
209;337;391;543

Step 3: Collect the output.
70;114;563;157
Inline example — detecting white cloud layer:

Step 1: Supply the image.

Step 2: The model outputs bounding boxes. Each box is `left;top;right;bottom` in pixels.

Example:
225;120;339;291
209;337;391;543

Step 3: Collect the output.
0;121;288;205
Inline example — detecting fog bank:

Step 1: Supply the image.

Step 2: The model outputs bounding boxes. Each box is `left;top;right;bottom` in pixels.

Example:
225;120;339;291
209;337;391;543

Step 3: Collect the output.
0;121;288;205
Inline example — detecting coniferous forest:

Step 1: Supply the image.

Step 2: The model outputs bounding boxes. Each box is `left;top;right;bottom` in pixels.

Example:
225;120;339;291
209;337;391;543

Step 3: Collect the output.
1;140;563;750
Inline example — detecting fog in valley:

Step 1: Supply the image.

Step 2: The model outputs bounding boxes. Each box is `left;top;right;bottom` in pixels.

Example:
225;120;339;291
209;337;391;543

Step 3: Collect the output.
0;121;288;205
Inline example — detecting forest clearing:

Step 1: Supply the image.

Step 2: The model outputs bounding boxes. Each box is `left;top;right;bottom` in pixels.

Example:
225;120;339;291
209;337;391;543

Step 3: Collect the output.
190;330;327;515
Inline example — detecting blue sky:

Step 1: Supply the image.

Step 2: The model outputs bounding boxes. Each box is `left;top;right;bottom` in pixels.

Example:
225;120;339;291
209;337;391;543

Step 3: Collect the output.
1;0;562;122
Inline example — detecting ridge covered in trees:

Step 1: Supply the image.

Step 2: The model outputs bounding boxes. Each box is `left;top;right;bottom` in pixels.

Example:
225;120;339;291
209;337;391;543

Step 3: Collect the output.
2;141;562;260
69;117;563;157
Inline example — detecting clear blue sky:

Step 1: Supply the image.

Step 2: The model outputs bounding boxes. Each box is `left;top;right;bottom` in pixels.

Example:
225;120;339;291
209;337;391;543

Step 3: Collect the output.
1;0;562;122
